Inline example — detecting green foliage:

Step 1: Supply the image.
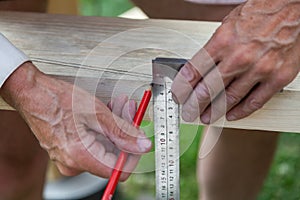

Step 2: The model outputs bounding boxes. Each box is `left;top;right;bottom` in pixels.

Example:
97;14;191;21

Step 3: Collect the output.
120;123;202;200
258;133;300;200
120;127;300;200
79;0;133;16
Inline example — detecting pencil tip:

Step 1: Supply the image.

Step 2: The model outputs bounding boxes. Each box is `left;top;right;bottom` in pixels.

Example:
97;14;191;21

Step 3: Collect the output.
149;83;154;91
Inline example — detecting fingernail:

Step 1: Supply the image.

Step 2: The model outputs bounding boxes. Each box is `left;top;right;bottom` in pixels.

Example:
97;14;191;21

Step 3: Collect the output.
137;137;152;152
227;114;237;121
200;114;210;124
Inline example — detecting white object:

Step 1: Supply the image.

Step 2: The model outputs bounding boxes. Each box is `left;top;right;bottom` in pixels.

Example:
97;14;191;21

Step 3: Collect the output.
0;33;29;87
43;172;107;200
119;7;149;19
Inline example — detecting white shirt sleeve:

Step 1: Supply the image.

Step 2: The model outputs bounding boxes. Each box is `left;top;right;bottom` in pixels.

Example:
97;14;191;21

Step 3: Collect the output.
0;33;30;87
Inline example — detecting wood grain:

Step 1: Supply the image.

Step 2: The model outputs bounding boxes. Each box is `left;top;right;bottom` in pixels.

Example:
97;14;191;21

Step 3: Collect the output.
0;11;299;132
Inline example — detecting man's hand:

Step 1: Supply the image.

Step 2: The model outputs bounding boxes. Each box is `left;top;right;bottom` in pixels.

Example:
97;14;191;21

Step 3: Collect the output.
0;62;152;181
172;0;300;123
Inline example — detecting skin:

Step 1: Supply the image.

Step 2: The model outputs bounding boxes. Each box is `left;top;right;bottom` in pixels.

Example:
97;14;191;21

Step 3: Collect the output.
171;0;300;123
1;0;294;199
0;1;152;199
0;62;152;179
198;128;278;200
134;1;282;199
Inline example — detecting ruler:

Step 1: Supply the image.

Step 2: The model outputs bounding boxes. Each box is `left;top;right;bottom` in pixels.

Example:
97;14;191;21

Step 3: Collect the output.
152;58;187;200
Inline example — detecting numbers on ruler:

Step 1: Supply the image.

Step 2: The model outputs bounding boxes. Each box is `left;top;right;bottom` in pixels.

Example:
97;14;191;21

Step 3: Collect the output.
159;108;165;112
154;81;179;200
169;159;175;167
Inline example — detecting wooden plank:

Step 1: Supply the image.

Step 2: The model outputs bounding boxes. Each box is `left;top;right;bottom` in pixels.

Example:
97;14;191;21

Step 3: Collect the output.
0;11;299;133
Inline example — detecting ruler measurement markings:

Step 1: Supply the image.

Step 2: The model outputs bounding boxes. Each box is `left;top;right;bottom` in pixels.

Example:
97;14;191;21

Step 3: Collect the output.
166;80;180;200
154;83;168;200
154;80;180;200
153;58;185;200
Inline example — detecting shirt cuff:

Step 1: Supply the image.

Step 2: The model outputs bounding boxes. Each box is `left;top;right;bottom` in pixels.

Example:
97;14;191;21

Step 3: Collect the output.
0;33;30;88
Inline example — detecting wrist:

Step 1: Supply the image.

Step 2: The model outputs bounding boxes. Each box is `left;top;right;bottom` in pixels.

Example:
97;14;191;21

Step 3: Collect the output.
0;62;43;109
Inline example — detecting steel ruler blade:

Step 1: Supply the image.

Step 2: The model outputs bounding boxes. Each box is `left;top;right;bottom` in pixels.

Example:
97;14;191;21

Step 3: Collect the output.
152;58;187;200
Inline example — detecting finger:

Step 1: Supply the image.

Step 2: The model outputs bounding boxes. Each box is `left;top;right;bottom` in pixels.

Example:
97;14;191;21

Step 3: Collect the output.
122;100;137;123
107;100;112;110
119;155;141;181
88;140;117;170
106;116;152;154
110;95;128;116
171;48;216;104
86;104;152;154
199;91;227;124
200;73;260;123
87;129;115;153
74;139;117;178
181;65;229;122
55;161;82;177
226;81;277;121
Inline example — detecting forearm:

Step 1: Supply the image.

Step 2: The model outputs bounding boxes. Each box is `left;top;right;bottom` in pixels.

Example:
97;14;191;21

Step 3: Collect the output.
0;33;36;109
0;62;42;109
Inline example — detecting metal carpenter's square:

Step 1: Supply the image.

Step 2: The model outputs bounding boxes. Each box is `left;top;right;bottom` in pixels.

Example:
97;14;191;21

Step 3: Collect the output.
152;57;187;200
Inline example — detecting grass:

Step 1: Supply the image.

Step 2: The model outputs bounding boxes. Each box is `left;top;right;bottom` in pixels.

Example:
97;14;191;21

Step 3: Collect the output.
78;1;300;199
118;125;300;200
119;123;202;200
258;133;300;200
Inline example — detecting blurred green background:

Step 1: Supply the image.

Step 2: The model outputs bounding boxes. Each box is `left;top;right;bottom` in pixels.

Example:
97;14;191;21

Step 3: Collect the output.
79;0;300;199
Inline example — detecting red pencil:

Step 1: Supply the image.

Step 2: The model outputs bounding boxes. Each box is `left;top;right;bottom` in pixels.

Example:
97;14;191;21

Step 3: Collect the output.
101;88;152;200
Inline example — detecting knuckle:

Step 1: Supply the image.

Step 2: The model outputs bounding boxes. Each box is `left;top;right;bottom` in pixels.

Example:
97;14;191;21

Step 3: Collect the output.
274;71;296;87
226;90;242;106
237;51;253;66
230;49;253;67
213;26;231;47
254;65;273;76
113;119;131;140
181;61;201;82
58;168;76;176
120;173;130;182
195;84;210;102
65;158;77;168
247;98;264;111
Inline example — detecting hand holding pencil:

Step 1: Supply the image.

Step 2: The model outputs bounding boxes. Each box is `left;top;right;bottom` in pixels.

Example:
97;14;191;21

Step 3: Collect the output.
102;88;152;200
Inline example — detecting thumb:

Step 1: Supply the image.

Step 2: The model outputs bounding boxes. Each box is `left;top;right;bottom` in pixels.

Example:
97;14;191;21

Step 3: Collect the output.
86;102;152;154
105;113;152;154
